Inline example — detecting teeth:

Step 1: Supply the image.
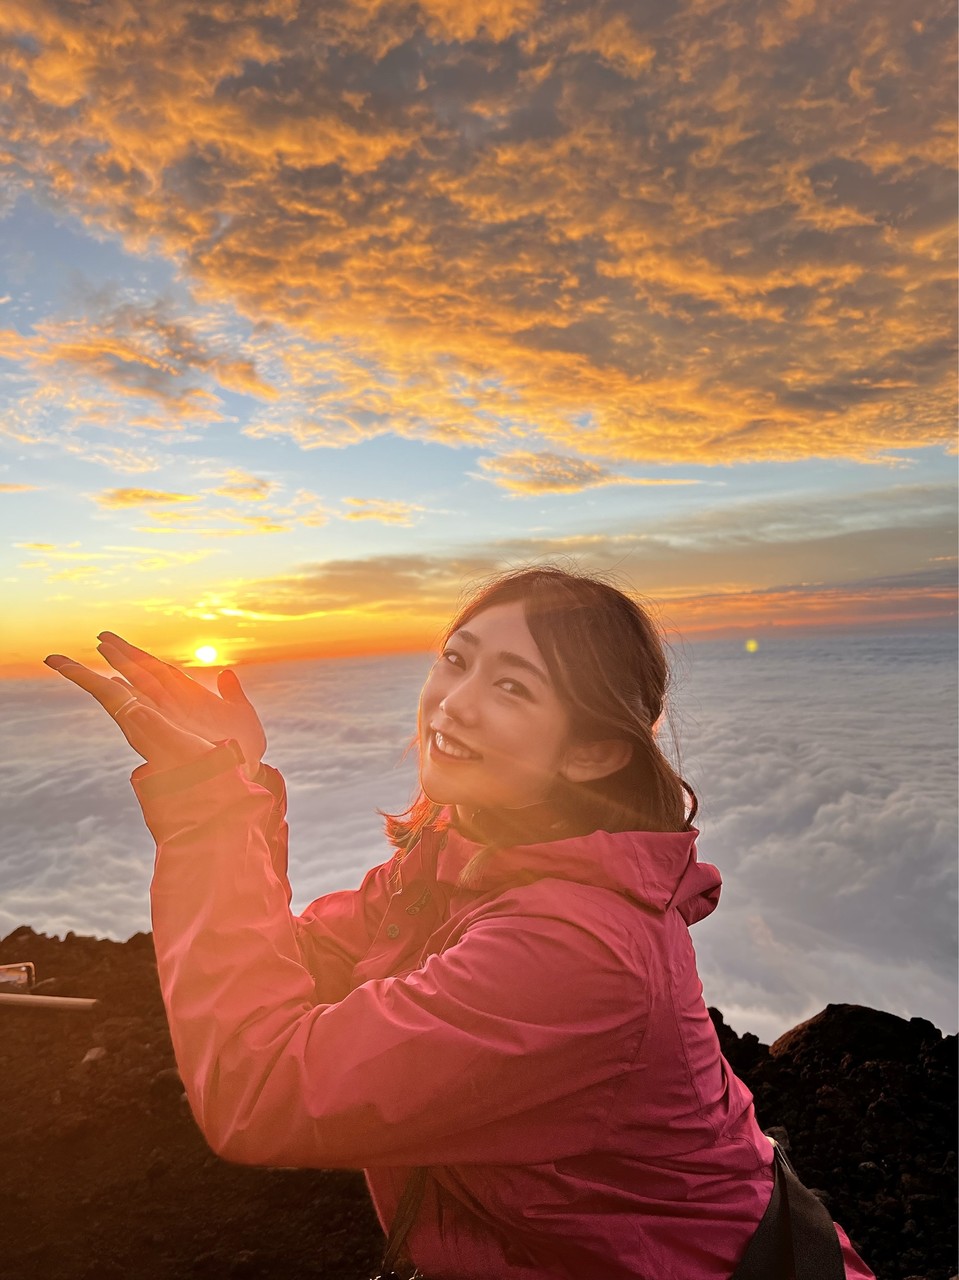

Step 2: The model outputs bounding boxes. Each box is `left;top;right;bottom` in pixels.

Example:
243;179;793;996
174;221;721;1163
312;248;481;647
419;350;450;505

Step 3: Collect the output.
434;731;479;760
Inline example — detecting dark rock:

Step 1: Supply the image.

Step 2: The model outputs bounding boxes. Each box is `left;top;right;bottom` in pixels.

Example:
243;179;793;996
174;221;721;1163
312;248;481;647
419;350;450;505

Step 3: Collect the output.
32;976;82;997
769;1004;937;1067
707;1006;769;1075
150;1065;184;1097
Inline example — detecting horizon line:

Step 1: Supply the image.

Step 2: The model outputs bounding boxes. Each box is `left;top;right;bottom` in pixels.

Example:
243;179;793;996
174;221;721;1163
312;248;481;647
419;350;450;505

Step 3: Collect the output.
7;610;956;682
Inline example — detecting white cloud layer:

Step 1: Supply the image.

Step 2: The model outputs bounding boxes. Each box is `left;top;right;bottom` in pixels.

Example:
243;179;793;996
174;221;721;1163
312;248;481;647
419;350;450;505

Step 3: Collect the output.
1;626;955;1041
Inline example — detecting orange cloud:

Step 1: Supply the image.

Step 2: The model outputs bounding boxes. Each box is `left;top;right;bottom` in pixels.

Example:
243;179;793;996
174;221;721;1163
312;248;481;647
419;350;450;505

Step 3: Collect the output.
663;579;958;639
128;481;953;661
476;451;704;494
0;0;951;466
3;295;277;444
0;482;40;492
140;560;955;665
7;481;951;674
417;0;541;43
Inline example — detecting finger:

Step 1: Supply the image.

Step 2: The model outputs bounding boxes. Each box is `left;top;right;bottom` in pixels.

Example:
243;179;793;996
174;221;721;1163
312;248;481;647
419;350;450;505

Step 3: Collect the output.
111;675;162;712
217;668;251;705
97;640;170;703
109;700;206;767
45;655;216;767
96;632;191;695
44;655;142;718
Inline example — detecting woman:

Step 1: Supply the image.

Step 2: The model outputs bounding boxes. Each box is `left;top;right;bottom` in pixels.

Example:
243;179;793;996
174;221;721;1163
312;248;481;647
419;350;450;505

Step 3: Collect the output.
44;566;874;1279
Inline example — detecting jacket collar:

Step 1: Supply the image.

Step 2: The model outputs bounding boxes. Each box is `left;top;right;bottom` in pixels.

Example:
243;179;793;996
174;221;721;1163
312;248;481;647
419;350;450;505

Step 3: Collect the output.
429;809;721;925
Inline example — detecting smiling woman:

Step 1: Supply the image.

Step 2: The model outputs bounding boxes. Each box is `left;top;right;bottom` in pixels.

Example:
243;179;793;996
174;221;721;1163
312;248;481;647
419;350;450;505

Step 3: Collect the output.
394;569;694;862
417;601;629;817
43;567;875;1280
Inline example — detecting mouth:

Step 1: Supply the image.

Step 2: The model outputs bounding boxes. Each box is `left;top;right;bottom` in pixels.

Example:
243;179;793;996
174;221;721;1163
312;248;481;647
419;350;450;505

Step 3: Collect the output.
429;728;482;761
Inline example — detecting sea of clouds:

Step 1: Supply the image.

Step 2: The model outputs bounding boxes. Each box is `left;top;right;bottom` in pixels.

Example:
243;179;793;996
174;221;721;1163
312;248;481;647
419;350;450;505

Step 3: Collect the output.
2;626;955;1043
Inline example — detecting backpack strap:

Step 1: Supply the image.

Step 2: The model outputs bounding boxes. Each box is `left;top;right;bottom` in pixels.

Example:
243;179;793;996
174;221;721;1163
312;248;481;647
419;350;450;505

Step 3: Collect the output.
371;1166;429;1280
731;1139;845;1280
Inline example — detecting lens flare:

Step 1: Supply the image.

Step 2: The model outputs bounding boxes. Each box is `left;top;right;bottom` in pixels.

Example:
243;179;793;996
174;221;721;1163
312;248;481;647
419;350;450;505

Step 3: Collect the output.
745;638;759;653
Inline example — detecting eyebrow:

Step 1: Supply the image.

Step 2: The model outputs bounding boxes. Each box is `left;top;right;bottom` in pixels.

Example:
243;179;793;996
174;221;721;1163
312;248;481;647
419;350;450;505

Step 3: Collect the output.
453;628;551;687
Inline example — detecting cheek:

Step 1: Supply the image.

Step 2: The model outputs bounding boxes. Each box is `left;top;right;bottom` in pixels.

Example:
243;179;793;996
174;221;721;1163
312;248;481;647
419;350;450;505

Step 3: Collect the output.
417;668;447;737
496;714;568;778
416;688;432;741
419;673;439;715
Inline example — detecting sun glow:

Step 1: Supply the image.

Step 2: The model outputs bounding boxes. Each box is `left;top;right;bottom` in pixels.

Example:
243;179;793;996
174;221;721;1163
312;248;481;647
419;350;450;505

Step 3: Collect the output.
194;645;219;664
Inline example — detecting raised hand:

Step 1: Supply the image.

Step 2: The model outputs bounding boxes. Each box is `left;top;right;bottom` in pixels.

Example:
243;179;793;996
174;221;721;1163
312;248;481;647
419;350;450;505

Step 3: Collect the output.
42;654;221;774
92;633;267;779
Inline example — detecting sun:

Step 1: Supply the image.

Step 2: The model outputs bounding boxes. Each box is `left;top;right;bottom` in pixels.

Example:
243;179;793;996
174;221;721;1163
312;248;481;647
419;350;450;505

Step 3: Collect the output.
194;645;219;665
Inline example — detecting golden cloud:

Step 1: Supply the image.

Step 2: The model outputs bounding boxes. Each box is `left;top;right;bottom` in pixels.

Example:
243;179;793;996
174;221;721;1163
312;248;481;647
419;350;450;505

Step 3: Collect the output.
417;0;541;44
129;485;328;536
223;512;287;533
48;566;100;582
0;0;952;465
213;469;276;501
341;497;424;524
63;442;163;474
151;551;489;635
96;488;199;508
17;539;215;586
0;482;40;492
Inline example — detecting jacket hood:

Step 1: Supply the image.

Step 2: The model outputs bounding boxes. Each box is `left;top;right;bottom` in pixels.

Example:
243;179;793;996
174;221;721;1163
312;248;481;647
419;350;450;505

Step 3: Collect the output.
433;814;721;925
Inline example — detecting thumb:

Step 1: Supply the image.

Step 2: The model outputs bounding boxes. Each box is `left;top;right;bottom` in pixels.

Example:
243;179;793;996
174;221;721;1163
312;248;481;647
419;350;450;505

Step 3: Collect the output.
217;668;251;704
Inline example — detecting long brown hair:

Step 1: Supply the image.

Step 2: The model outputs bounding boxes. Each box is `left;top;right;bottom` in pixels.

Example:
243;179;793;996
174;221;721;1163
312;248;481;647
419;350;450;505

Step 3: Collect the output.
383;565;697;853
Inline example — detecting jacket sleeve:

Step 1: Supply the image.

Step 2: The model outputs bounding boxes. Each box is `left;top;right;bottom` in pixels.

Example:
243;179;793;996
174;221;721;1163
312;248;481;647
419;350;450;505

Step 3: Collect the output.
247;761;394;1004
134;746;644;1171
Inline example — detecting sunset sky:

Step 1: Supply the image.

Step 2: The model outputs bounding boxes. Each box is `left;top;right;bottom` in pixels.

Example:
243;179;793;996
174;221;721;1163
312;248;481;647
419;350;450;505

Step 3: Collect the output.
1;0;955;674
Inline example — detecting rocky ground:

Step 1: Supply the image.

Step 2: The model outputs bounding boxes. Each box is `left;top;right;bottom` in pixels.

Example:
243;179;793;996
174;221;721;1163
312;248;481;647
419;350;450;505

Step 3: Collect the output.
1;925;955;1280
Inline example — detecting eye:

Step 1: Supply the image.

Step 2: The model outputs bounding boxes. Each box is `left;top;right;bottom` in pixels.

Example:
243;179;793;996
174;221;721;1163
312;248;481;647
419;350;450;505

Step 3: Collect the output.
440;648;465;669
497;678;531;699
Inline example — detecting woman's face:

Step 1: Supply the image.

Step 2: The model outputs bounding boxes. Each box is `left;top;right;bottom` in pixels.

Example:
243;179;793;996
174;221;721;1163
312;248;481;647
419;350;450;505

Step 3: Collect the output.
418;600;574;815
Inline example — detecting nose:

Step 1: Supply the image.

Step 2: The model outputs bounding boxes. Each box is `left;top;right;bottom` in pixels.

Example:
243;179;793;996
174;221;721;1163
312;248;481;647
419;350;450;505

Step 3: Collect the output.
437;673;481;727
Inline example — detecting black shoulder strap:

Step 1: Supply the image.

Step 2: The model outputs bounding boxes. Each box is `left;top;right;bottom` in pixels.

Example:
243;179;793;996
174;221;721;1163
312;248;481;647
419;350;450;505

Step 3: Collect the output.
372;1166;429;1280
731;1139;845;1280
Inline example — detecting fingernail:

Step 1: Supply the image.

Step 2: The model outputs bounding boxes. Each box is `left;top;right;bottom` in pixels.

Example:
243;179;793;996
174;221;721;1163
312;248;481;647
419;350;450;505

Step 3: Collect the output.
44;655;68;669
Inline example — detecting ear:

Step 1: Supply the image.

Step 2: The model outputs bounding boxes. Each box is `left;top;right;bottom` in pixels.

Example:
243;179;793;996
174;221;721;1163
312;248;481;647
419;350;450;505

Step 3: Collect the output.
561;738;633;784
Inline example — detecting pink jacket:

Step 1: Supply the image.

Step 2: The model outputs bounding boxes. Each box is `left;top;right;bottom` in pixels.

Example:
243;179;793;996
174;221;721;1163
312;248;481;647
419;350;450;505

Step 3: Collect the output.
133;744;874;1280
